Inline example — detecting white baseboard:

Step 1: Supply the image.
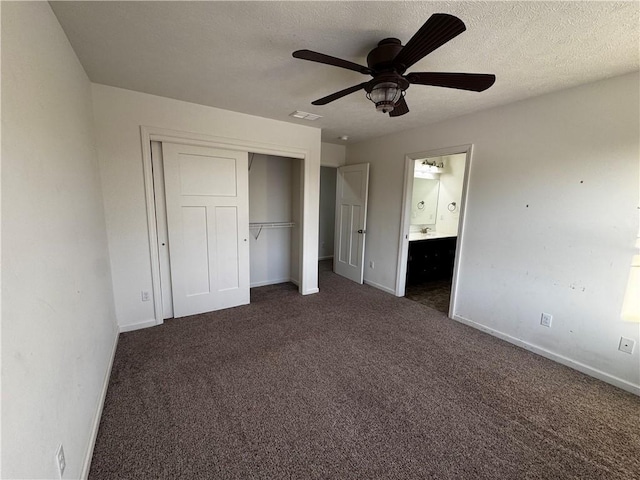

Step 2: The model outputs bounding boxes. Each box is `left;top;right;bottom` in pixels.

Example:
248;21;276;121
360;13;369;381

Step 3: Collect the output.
452;314;640;396
250;277;291;288
318;255;334;261
81;328;119;479
119;318;157;333
302;288;320;295
364;279;396;295
290;277;300;287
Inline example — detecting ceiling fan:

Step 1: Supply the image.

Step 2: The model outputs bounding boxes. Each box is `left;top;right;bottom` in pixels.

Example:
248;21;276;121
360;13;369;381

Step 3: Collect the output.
292;13;495;117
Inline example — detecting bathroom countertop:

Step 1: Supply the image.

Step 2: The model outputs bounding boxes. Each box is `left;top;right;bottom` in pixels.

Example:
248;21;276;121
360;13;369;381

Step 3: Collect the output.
408;232;457;241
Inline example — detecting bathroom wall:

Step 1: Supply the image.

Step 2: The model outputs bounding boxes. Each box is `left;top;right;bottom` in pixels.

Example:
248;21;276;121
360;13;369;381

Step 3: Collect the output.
434;153;467;236
410;153;466;235
410;177;439;227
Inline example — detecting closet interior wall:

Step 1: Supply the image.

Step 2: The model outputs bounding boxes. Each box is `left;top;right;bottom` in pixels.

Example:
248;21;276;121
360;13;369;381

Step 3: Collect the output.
249;154;301;288
319;166;337;260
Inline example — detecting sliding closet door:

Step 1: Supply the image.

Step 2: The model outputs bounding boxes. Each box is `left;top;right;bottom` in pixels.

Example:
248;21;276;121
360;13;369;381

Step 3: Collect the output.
162;143;250;318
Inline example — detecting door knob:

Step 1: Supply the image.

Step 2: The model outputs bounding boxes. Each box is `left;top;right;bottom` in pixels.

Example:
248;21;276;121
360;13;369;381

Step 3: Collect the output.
357;229;366;234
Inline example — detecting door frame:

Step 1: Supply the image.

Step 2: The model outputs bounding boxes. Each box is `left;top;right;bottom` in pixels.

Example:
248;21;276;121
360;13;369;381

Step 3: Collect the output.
395;144;473;318
140;126;312;326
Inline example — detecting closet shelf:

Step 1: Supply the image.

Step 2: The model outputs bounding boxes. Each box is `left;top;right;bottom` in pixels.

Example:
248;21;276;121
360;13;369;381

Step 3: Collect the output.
249;222;295;240
249;222;295;229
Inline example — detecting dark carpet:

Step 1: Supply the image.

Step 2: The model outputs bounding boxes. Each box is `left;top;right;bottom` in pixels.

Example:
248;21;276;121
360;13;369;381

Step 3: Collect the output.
405;279;452;314
90;263;640;479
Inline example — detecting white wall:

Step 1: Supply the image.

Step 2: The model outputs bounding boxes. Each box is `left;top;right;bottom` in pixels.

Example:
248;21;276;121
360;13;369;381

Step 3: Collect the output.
2;3;118;478
319;167;337;259
249;154;295;287
321;142;346;167
91;84;321;331
347;73;640;392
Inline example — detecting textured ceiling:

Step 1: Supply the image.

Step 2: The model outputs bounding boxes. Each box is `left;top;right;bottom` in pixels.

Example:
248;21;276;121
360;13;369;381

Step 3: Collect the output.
50;1;639;144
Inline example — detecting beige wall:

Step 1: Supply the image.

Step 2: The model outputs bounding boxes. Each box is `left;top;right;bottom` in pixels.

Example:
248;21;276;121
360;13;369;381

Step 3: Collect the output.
347;73;640;392
2;3;118;478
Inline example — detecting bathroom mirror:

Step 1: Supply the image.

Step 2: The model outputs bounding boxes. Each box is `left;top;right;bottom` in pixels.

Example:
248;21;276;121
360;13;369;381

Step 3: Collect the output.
411;177;439;226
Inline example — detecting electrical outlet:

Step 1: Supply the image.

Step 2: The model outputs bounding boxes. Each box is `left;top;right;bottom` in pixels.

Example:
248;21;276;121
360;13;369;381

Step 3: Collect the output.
619;337;635;354
56;444;66;478
369;260;374;269
540;312;552;327
141;290;150;302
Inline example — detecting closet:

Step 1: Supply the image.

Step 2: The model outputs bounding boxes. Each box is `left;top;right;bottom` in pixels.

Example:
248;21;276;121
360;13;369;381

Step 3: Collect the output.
248;153;301;288
151;141;301;319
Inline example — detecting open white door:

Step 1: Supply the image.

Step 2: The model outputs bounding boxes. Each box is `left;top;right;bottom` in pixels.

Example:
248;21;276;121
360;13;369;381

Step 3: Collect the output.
162;143;250;318
334;163;370;284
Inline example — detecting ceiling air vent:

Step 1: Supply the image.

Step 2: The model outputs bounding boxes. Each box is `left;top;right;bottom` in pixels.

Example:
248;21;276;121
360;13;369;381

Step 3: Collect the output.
289;111;322;121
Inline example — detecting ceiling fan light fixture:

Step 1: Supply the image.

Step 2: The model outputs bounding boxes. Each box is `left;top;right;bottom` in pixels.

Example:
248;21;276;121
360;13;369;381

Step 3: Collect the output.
293;14;495;117
366;82;402;113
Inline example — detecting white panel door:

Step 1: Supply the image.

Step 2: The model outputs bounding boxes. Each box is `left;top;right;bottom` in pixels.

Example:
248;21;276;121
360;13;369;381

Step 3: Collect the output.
162;143;250;318
334;163;369;284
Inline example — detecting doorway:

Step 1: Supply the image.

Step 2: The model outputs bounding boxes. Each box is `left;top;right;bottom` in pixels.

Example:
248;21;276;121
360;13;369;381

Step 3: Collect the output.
318;166;337;276
396;146;472;317
318;163;371;284
247;153;302;289
319;166;337;262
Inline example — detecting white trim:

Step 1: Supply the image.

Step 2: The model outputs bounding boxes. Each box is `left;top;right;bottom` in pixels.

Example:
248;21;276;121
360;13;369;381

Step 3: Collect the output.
302;288;319;295
140;132;164;328
81;330;119;479
395;155;415;297
364;279;397;296
448;146;473;317
452;314;640;396
318;255;334;261
119;318;158;333
140;126;313;325
144;126;308;159
250;278;292;288
395;144;473;320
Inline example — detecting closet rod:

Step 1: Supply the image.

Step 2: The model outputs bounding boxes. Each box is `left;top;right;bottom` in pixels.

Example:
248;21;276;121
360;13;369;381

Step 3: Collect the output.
249;222;295;240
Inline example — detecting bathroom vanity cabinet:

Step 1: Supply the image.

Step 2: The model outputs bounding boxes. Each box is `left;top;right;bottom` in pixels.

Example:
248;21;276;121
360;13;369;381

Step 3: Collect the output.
407;236;457;284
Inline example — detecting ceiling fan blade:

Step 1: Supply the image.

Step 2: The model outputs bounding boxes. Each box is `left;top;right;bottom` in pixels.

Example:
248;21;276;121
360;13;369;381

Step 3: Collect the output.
293;50;372;75
389;95;409;117
407;72;496;92
311;82;369;105
393;14;466;71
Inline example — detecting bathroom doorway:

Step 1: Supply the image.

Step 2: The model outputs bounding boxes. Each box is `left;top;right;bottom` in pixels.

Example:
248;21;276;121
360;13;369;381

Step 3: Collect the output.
396;146;472;316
